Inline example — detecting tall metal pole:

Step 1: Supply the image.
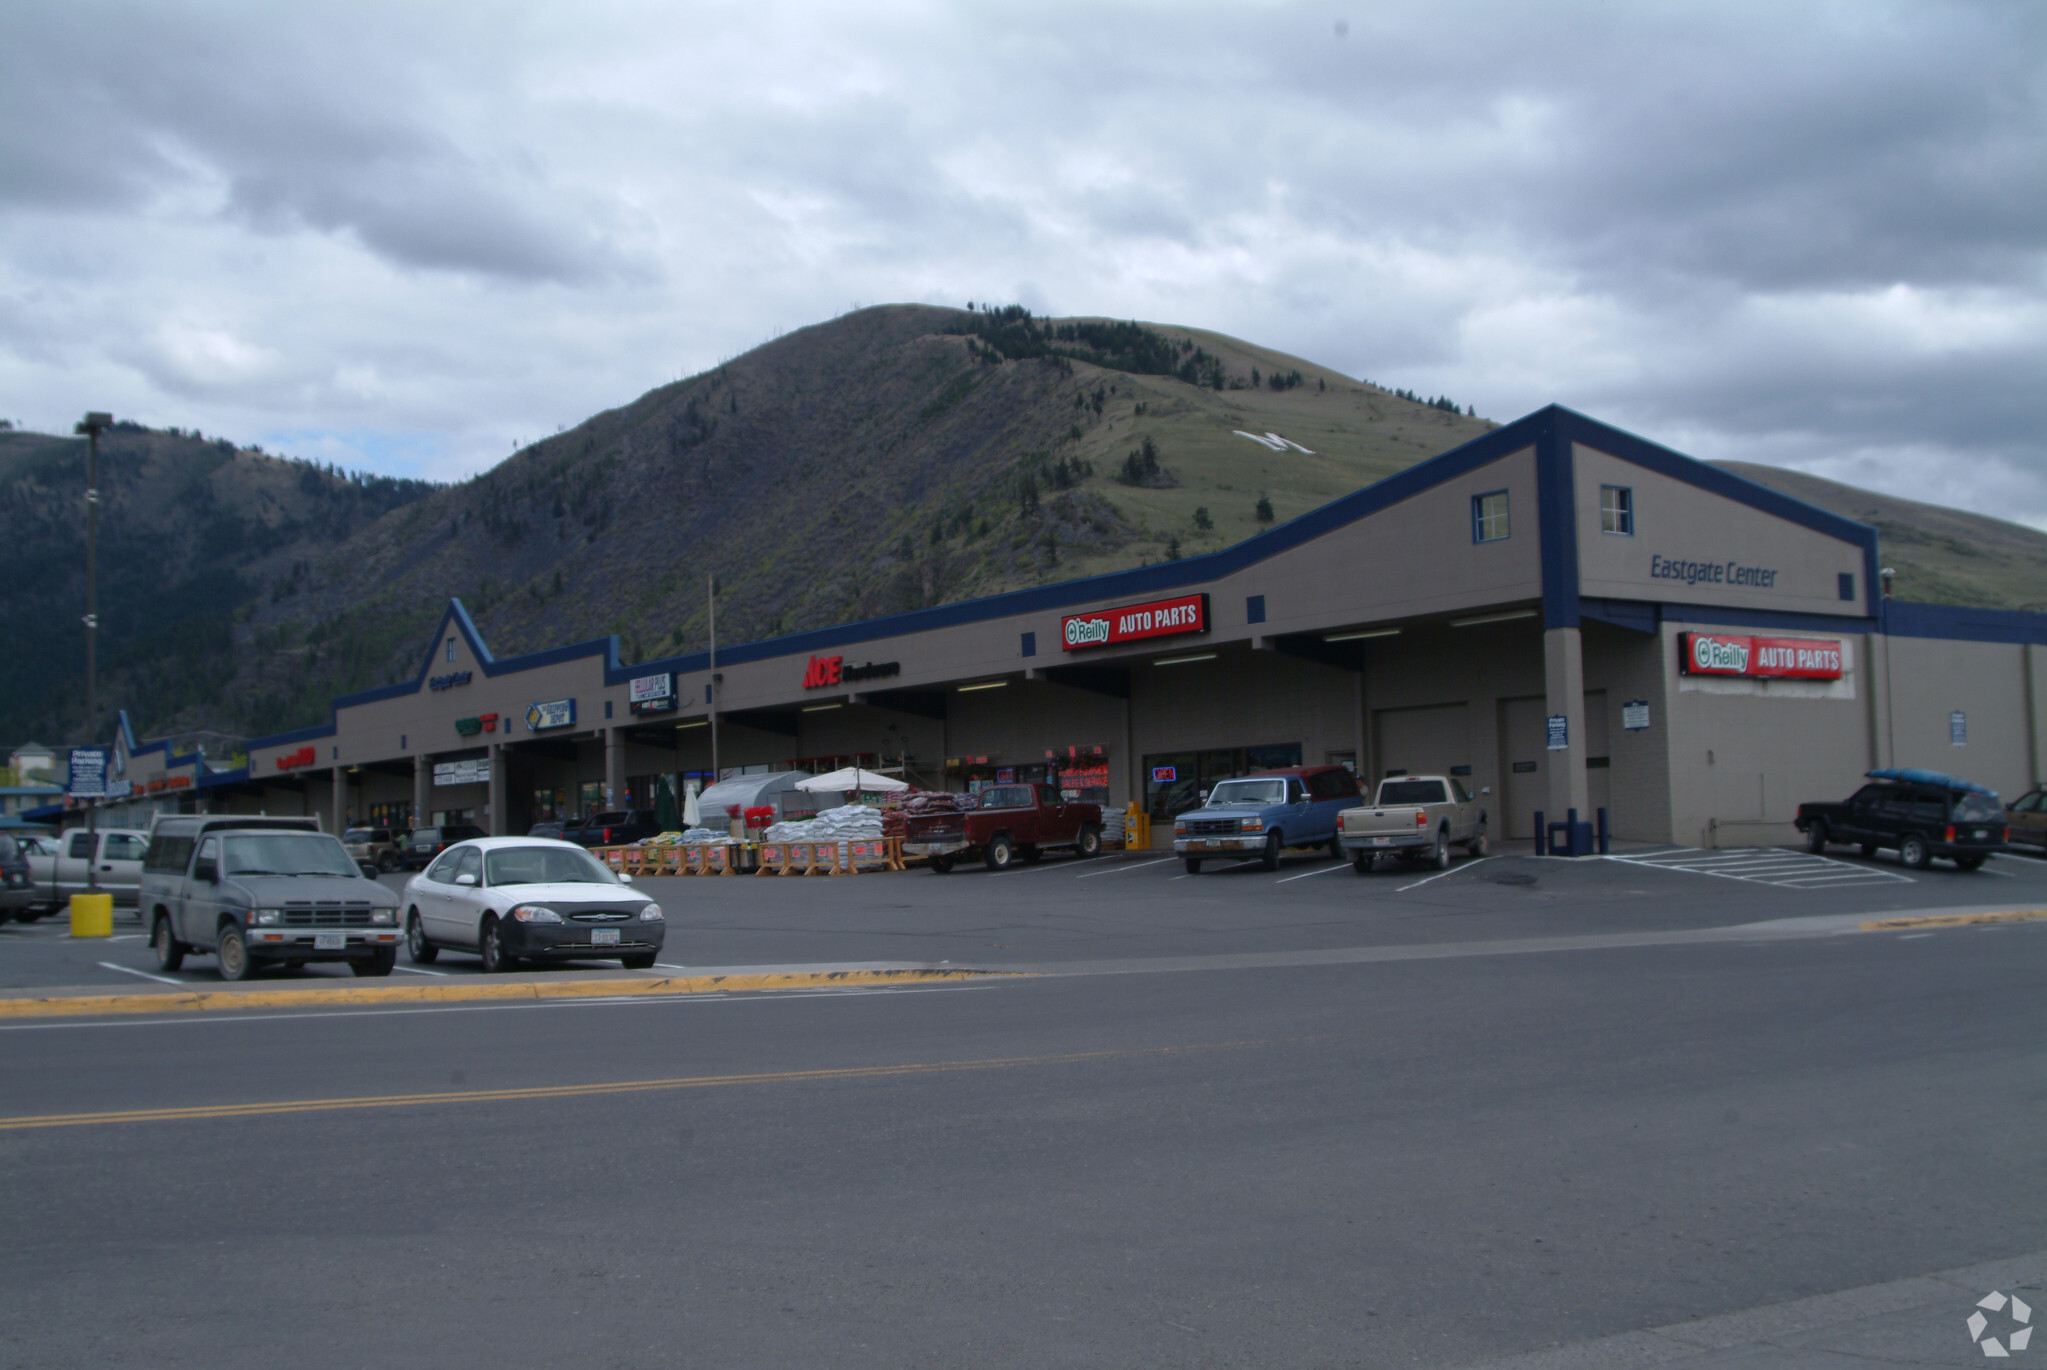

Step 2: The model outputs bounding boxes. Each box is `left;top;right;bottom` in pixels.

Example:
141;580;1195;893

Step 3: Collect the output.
75;413;111;892
708;573;719;783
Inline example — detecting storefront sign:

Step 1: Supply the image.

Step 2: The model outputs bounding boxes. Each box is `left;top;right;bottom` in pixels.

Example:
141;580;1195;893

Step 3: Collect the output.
1061;593;1209;652
1951;710;1967;746
1546;715;1569;751
1151;765;1179;783
1650;556;1779;589
434;758;490;787
1622;700;1651;731
630;672;676;713
525;698;577;730
455;717;483;736
275;745;317;771
429;670;472;691
1679;633;1843;679
802;656;902;689
67;746;108;798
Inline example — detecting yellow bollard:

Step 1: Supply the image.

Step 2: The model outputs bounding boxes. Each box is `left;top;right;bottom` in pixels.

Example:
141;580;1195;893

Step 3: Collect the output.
69;892;114;939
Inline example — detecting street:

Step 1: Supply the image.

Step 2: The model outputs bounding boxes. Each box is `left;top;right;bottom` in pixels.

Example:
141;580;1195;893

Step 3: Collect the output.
2;848;2043;1368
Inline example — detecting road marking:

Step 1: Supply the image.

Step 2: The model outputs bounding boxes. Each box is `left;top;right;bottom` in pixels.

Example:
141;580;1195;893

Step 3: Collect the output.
654;963;691;971
1606;847;1913;890
393;965;449;977
1897;933;1934;939
1858;910;2047;931
1074;856;1178;878
1275;863;1348;883
1397;857;1492;892
97;962;184;986
0;1039;1280;1132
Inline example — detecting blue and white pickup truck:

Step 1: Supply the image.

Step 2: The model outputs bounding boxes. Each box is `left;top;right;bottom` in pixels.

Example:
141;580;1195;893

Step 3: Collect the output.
1172;764;1363;873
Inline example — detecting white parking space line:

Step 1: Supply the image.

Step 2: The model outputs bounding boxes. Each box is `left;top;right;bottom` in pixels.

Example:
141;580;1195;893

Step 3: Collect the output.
393;964;449;977
97;961;184;986
1074;857;1178;878
1276;863;1349;884
1397;857;1493;892
655;963;691;971
1605;846;1913;889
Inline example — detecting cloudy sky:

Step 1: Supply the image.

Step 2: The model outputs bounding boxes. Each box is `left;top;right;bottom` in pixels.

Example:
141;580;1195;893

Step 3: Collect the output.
3;1;2042;520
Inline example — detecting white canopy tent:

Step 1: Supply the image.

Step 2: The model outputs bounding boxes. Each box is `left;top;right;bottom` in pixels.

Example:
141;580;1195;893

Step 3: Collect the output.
795;767;908;794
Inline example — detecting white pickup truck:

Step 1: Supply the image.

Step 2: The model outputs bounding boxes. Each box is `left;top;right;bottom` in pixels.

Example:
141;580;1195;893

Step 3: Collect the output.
22;827;152;917
1336;776;1489;872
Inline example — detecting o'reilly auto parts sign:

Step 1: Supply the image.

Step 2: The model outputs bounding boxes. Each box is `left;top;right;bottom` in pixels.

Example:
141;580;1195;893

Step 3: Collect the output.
1061;593;1209;652
1680;632;1842;679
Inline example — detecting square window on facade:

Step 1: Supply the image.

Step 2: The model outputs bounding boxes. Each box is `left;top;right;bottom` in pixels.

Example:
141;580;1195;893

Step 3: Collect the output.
1472;491;1510;543
1601;485;1633;535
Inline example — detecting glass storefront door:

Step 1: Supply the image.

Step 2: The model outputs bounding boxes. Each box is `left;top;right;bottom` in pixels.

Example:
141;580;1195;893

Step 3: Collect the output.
1142;742;1302;820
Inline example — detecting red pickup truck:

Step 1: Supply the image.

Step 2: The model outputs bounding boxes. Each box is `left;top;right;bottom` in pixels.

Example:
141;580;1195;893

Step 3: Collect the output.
902;783;1104;872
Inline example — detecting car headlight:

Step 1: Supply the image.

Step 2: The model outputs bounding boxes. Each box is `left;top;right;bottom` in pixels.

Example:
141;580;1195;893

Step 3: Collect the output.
1239;818;1266;832
253;908;282;925
511;905;561;923
1173;822;1188;834
640;904;664;921
371;907;395;925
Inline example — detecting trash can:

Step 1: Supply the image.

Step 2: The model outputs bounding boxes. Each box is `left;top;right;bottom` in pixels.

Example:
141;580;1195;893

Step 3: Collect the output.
69;892;114;939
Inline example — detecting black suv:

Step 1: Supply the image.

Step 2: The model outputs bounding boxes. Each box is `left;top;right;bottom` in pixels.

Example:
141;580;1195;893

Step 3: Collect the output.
0;833;34;922
563;810;663;847
402;823;487;870
1795;770;2007;870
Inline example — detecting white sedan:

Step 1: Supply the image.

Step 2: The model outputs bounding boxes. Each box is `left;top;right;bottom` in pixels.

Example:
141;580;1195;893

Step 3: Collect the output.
400;836;664;972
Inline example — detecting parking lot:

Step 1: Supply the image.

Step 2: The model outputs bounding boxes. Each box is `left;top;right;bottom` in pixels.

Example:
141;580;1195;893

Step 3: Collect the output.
8;839;2047;992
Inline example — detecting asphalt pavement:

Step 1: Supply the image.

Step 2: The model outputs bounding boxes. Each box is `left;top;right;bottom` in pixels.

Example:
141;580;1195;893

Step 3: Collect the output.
1;846;2042;1367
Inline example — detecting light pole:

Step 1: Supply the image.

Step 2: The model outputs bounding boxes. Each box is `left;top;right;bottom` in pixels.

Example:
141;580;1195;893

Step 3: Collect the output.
74;412;111;892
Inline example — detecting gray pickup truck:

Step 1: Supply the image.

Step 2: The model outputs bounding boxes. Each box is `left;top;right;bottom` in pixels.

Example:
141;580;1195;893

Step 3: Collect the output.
1336;775;1489;872
140;816;402;980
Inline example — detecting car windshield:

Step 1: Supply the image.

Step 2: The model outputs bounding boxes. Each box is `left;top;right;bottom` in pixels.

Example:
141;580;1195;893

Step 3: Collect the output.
979;786;1034;810
1208;779;1285;806
485;845;619;886
343;828;376;843
221;833;360;877
1952;793;2003;823
1378;780;1449;805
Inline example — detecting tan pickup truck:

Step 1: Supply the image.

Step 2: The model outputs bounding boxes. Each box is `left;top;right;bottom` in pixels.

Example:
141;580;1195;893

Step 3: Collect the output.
1336;776;1489;873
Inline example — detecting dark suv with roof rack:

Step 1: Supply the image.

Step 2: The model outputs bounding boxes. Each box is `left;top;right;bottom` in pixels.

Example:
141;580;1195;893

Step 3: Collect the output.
1795;768;2008;871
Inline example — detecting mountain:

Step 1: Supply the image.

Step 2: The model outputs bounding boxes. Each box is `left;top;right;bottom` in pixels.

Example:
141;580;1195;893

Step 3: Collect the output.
5;303;2042;747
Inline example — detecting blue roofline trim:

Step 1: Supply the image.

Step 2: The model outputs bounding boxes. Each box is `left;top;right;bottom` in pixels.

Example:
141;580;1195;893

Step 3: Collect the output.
1882;601;2047;645
109;707;212;775
1534;413;1579;630
197;766;250;789
1659;602;1879;635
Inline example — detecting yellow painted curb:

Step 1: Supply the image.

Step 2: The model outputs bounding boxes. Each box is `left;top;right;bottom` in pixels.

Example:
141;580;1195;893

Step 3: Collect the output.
1859;910;2047;932
0;968;1006;1020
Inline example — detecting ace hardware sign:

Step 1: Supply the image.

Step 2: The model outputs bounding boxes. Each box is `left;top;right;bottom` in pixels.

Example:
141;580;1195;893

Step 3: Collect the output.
1061;593;1209;652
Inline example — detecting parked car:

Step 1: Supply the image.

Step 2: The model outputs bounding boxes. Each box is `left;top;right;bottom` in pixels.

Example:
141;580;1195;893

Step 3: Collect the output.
342;826;405;872
2004;787;2047;853
401;836;663;972
23;827;151;915
1794;768;2007;870
1171;765;1361;873
526;821;566;840
402;823;486;870
11;834;57;920
562;810;664;847
902;784;1103;873
0;834;34;922
140;816;401;980
1337;775;1490;872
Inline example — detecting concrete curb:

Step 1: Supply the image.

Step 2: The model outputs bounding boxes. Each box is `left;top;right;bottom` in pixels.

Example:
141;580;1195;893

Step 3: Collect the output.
0;966;1009;1020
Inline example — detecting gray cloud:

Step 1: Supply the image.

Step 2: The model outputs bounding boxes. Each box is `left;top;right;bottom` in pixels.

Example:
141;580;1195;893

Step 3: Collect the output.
0;0;2041;519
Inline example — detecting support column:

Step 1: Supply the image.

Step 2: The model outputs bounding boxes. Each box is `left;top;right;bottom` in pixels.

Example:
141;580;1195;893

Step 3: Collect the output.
2026;643;2047;788
1352;672;1367;780
1866;632;1893;772
330;765;347;834
1543;626;1591;831
487;740;506;836
414;755;430;831
605;727;625;809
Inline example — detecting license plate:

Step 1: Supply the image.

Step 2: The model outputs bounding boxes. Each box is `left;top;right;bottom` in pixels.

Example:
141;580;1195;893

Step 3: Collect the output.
1974;829;1989;839
314;933;345;950
590;928;620;946
1368;837;1391;846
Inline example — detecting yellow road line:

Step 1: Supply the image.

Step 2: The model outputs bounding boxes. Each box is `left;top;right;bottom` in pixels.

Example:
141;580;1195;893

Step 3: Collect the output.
0;967;1006;1021
0;1041;1275;1132
1858;910;2047;931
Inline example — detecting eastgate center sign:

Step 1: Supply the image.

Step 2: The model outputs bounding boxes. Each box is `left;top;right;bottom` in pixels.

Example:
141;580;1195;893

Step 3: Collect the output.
1061;593;1209;652
1651;554;1779;589
1680;632;1843;679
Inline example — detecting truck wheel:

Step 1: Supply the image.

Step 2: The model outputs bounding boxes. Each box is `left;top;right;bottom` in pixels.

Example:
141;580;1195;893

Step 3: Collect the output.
377;851;398;873
1859;842;1878;858
1327;835;1343;860
1019;845;1044;864
353;946;397;977
1804;821;1828;854
1351;850;1372;874
152;915;184;973
1429;830;1451;870
1184;857;1202;875
407;911;438;963
1899;833;1931;870
984;836;1015;871
1467;825;1490;858
928;855;955;874
1076;826;1101;858
1954;854;1985;871
1261;833;1281;871
479;917;518;973
620;952;657;970
216;924;253;982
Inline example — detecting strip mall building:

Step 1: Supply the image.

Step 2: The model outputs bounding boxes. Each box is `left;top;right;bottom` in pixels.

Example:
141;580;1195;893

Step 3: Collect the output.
75;407;2047;849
